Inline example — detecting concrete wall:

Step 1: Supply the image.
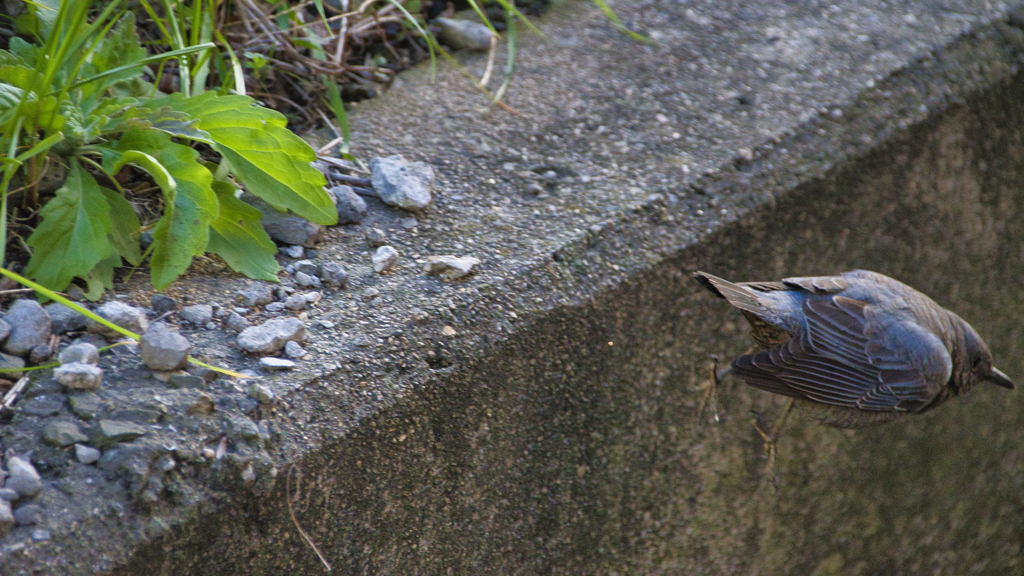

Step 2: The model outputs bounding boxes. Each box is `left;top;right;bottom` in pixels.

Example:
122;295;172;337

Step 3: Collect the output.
115;28;1024;576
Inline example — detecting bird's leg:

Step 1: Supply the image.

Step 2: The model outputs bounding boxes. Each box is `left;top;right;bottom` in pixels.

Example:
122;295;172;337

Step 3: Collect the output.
699;355;731;422
750;398;795;485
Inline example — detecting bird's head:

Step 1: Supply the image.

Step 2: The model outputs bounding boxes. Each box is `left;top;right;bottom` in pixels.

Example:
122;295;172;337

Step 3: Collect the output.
957;317;1014;390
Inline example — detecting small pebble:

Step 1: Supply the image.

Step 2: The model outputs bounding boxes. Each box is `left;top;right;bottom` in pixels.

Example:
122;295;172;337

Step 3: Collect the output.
294;260;319;275
187;393;216;416
363;226;387;248
14;504;43;526
295;271;321;288
279;245;305;259
249;384;275;404
372;246;399;273
284;341;307;358
75;444;101;465
225;312;250;333
318;262;348;288
361;287;381;300
4;451;43;498
150;295;178;313
58;343;100;366
283;294;307;311
54;363;103;391
265;302;286;313
178;304;213;325
259;357;296;371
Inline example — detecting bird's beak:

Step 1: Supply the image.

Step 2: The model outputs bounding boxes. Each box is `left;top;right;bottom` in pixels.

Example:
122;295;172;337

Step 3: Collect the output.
983;367;1015;389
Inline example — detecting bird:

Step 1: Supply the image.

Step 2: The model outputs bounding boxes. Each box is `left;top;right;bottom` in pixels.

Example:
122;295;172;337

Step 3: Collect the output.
693;270;1014;472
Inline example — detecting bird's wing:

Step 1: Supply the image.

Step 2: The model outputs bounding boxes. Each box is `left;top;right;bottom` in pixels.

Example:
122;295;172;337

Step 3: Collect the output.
731;295;952;412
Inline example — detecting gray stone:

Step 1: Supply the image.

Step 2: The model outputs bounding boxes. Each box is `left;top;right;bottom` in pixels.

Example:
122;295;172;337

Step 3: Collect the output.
259;357;296;371
400;217;419;230
87;301;147;340
150;294;178;314
293;260;319;275
369;155;435;211
0;319;10;342
294;271;321;288
140;322;190;372
4;452;42;498
424;255;482;280
167;374;205;389
318;262;348;288
372;246;399;273
186;392;215;416
237;318;307;354
283;294;307;311
58;343;100;366
361;287;380;300
243;193;325;247
329;185;368;224
54;362;103;391
0;500;12;538
13;503;42;526
44;303;87;334
68;393;102;419
0;352;24;378
226;414;261;442
108;408;162;424
29;343;52;364
302;292;322;305
42;421;88;447
91;420;147;448
284;341;307;358
235;283;275;307
264;302;286;314
363;226;387;248
178;304;213;325
19;395;63;417
435;17;496;50
225;312;250;333
249;384;275;404
279;245;304;259
75;444;101;465
31;528;51;542
0;489;16;501
2;300;51;357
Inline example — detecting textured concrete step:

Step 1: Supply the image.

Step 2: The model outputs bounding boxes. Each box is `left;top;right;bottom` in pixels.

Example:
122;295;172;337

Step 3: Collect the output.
5;0;1024;573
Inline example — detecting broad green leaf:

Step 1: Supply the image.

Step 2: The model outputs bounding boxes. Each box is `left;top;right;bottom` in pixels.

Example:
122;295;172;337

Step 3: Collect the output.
24;162;114;291
207;181;279;281
83;13;147;109
91;13;146;84
114;130;217;289
82;251;120;301
149;91;337;225
99;187;142;265
105;106;210;141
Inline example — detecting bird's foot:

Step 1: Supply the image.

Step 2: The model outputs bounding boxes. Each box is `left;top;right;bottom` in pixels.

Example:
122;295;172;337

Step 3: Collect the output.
750;399;795;488
698;355;729;423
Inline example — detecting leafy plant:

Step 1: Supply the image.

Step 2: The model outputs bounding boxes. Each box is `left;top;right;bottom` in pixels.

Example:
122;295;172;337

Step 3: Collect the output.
0;0;337;297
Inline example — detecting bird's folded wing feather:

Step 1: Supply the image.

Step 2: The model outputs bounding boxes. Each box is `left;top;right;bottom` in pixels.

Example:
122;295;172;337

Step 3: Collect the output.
731;295;951;412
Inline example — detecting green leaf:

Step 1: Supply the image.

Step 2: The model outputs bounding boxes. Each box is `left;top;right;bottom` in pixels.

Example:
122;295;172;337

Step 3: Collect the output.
105;106;210;141
148;92;337;225
82;12;147;109
99;187;142;265
114;130;218;289
24;162;114;291
207;181;279;281
82;251;120;301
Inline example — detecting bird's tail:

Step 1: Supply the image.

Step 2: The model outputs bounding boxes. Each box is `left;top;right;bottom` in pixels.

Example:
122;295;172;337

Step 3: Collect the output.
693;271;763;314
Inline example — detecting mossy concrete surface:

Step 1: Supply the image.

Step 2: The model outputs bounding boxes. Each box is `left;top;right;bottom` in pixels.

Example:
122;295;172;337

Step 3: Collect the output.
6;0;1024;574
